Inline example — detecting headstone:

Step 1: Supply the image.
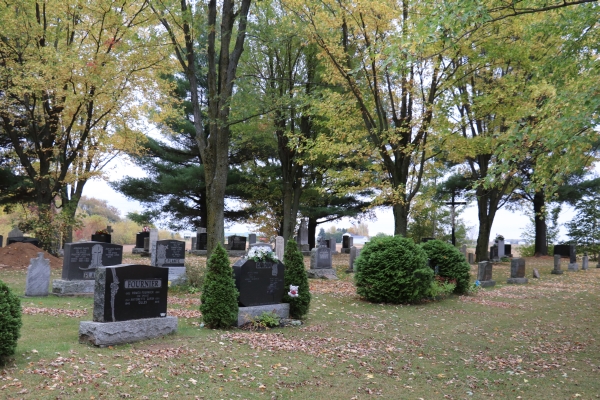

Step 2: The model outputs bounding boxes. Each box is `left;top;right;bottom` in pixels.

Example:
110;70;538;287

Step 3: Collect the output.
298;219;309;251
553;244;571;258
504;244;512;257
149;228;159;266
346;246;357;273
248;234;257;245
0;235;3;247
551;254;563;275
8;227;23;238
197;232;207;250
582;252;589;270
61;242;123;281
232;259;285;307
330;238;337;254
25;252;51;297
468;253;475;264
568;245;578;271
421;237;435;243
155;239;186;285
143;237;150;252
489;245;499;261
79;264;177;347
460;244;467;258
7;236;40;247
507;258;528;284
91;233;111;243
228;235;247;251
275;236;285;262
342;234;353;254
135;231;150;248
533;268;540;278
477;261;495;287
191;237;197;251
497;239;505;258
308;240;337;279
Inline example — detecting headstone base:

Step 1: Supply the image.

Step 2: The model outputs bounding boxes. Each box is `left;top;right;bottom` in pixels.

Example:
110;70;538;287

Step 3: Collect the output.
551;270;563;275
307;269;338;280
238;303;290;327
52;279;95;296
166;266;186;285
341;248;351;254
300;244;310;252
79;316;178;347
567;263;579;271
479;280;496;288
506;278;528;285
132;247;145;254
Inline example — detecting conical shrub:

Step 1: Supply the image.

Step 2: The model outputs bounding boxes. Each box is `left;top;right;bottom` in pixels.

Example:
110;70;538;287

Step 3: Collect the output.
282;240;311;319
0;280;22;366
199;244;239;328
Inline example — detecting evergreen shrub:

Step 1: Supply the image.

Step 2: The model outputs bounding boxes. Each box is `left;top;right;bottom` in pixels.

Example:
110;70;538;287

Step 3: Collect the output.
199;244;239;328
421;240;471;294
0;280;22;366
282;240;311;319
354;235;433;304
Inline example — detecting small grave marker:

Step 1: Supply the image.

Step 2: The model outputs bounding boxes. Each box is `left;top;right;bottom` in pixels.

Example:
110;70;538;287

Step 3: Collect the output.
551;254;563;275
275;236;285;261
477;261;495;287
25;253;51;297
507;258;528;284
582;252;589;270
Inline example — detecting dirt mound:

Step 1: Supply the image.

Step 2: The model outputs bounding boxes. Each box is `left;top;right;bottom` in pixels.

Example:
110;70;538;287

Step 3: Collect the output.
0;242;63;270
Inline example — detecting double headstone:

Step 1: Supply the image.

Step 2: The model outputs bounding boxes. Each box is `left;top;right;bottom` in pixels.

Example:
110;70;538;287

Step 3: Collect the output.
25;253;51;297
477;261;495;287
79;264;177;347
341;234;353;254
228;235;247;251
155;240;186;285
308;240;337;280
507;258;528;284
53;242;123;295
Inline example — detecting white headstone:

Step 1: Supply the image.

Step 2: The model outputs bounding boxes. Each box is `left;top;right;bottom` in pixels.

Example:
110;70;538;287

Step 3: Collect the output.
25;252;51;297
149;228;159;266
275;236;285;262
497;239;505;258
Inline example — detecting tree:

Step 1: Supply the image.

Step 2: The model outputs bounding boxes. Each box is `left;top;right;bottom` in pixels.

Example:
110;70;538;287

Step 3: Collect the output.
151;0;252;256
566;196;600;261
282;240;310;319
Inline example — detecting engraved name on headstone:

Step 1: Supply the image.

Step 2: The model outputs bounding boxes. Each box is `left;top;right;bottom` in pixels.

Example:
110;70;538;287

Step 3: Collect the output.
232;259;285;307
62;242;123;280
155;240;185;267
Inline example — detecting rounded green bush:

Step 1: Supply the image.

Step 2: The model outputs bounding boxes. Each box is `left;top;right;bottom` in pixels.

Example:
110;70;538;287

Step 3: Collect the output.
200;244;239;328
420;240;471;294
0;280;22;366
282;240;311;319
354;235;433;304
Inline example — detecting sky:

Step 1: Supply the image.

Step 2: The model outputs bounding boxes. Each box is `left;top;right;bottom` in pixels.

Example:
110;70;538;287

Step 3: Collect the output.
83;157;577;243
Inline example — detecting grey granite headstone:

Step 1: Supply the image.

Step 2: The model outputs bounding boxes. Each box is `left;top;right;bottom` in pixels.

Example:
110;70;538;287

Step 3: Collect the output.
238;303;289;327
8;227;23;238
298;218;309;251
461;244;467;258
311;243;332;269
25;253;51;296
507;258;528;284
155;239;186;285
489;246;499;261
249;234;257;245
551;254;563;274
346;246;357;273
477;261;495;287
533;268;540;278
275;236;285;262
61;242;123;280
468;253;474;264
191;237;197;251
143;237;150;252
497;239;505;258
582;253;589;270
568;245;579;271
149;228;159;266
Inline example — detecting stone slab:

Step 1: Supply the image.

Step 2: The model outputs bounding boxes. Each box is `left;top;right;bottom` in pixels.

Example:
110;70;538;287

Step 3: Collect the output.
52;279;95;296
506;277;529;284
166;266;187;285
79;316;178;347
568;263;579;272
237;303;290;327
307;268;338;280
25;253;51;297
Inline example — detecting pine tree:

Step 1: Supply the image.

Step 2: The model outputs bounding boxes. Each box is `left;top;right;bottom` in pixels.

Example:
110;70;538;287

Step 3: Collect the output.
282;240;311;319
199;244;239;328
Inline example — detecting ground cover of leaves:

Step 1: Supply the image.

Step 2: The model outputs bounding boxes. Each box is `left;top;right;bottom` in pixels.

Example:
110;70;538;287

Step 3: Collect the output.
1;254;599;399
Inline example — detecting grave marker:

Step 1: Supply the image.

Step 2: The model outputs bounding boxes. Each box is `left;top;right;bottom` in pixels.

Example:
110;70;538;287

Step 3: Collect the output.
275;236;285;262
582;252;589;270
468;253;475;264
551;254;563;274
155;239;186;285
232;259;285;307
489;245;499;261
149;228;158;266
248;234;257;245
308;240;337;279
497;238;505;258
341;234;353;254
507;258;528;284
228;235;247;251
346;246;358;273
298;218;309;251
460;244;467;259
477;261;495;287
197;232;207;250
568;245;578;271
25;253;51;297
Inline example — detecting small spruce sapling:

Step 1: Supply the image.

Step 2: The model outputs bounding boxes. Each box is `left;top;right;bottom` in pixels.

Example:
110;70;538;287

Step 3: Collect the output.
0;280;22;366
199;244;239;328
282;240;311;319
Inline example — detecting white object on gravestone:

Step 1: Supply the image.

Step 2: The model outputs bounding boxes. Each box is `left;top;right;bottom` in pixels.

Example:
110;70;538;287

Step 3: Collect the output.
497;239;505;258
275;236;285;261
149;228;159;266
8;227;23;238
25;252;51;297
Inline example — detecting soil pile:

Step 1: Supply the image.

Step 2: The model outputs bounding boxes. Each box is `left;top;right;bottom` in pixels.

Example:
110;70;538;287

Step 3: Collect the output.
0;242;63;270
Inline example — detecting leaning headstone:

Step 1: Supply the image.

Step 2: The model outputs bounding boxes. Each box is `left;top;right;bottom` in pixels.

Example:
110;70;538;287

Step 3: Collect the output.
341;234;353;254
582;252;589;270
467;253;475;264
497;239;505;258
533;268;540;278
477;261;495;287
346;246;358;273
507;258;528;284
551;254;563;275
155;240;186;285
248;234;257;245
79;264;177;347
53;242;123;295
25;253;51;297
460;244;467;259
275;236;285;261
149;228;159;266
308;240;337;280
568;245;578;271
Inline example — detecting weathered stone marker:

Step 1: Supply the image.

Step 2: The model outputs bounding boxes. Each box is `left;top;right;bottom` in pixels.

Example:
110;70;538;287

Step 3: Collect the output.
551;254;563;275
275;236;285;262
149;228;159;266
25;253;51;297
477;261;495;287
567;245;578;271
308;240;337;279
468;253;475;264
506;258;528;284
582;252;589;270
346;246;358;273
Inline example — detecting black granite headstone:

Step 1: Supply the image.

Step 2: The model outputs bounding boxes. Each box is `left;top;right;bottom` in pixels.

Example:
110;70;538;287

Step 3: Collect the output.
229;235;247;251
91;234;111;244
553;245;571;258
135;231;150;248
504;244;512;256
155;240;185;267
93;265;168;322
489;245;499;260
7;237;41;247
232;259;285;307
197;233;207;250
342;235;353;249
62;242;123;280
569;244;576;263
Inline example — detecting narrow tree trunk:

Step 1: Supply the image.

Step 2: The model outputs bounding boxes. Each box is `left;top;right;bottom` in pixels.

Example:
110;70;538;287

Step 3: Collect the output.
393;203;409;236
533;190;548;256
308;217;317;250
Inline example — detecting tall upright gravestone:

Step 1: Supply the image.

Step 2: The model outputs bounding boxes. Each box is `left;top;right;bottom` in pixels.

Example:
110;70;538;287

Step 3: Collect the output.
275;236;285;262
477;261;495;287
551;254;563;275
497;238;505;258
567;245;578;271
298;218;309;252
155;240;186;285
79;264;177;347
506;258;528;284
25;253;51;297
308;240;337;280
341;234;353;254
149;228;159;266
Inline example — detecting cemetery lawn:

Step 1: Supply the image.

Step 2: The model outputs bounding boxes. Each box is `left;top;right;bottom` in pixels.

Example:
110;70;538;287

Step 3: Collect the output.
2;255;600;399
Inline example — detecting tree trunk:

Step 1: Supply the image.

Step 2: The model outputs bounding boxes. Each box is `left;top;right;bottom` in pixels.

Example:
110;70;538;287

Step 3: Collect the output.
474;187;501;262
393;203;409;236
308;217;317;250
533;190;548;256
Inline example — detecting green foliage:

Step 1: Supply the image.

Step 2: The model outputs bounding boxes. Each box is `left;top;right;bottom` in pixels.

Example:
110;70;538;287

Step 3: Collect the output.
282;240;311;319
354;236;433;304
245;312;280;330
15;205;82;254
420;240;471;295
78;196;122;222
428;277;457;300
466;281;482;296
199;244;239;329
0;280;22;366
566;197;600;260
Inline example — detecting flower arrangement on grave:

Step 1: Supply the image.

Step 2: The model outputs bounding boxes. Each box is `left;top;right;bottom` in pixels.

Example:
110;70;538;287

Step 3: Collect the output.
95;229;110;235
247;247;278;263
494;234;504;243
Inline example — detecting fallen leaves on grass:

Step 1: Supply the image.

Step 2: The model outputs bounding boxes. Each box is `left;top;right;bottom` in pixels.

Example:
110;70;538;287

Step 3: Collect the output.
22;307;88;318
458;296;521;309
167;309;202;318
309;280;357;297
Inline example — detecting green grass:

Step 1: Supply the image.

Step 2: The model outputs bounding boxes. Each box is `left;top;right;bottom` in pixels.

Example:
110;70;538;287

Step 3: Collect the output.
1;255;600;399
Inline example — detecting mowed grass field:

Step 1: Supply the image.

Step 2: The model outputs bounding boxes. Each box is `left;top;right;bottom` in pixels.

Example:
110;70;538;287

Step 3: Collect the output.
1;253;599;399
